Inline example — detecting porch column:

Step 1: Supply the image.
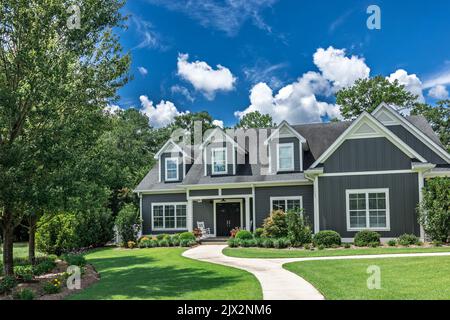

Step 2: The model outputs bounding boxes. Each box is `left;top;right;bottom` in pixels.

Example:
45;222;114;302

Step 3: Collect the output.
245;197;251;231
187;199;193;232
418;172;425;241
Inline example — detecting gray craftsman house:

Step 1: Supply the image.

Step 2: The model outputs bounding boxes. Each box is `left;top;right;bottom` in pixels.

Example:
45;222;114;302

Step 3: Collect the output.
134;104;450;241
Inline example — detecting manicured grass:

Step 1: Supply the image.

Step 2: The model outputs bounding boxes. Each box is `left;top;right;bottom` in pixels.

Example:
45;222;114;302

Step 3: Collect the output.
284;256;450;299
223;246;450;258
0;242;43;261
68;247;262;300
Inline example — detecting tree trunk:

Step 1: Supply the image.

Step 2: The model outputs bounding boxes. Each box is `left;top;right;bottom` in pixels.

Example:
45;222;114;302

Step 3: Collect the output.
28;215;37;265
2;209;15;276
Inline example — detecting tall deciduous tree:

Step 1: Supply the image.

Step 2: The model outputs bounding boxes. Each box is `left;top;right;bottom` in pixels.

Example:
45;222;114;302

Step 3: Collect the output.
335;76;418;119
235;111;275;129
0;0;130;275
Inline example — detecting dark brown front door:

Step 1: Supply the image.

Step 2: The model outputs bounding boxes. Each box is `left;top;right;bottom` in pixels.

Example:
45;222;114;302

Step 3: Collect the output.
216;202;241;237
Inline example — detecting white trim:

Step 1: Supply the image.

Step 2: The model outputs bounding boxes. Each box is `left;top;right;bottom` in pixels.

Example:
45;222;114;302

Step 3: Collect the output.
264;121;307;145
164;157;179;181
372;103;450;163
418;171;425;241
342;237;396;243
158;160;162;182
187;199;193;232
151;202;188;231
139;194;143;237
211;147;228;175
424;170;450;178
311;112;427;168
189;194;252;201
270;196;303;212
154;139;190;159
313;177;320;233
200;127;246;153
321;169;414;177
213;199;243;237
345;188;391;231
276;142;295;172
245;198;251;231
252;185;256;232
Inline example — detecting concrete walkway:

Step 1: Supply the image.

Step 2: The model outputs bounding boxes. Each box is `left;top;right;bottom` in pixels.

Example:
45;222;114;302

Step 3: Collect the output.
183;245;450;300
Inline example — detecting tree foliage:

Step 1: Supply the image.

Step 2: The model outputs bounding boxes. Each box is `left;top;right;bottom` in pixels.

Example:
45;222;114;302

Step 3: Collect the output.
235;111;275;129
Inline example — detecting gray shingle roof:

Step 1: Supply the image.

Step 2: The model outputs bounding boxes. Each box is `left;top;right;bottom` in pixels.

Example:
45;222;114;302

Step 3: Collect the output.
405;115;444;147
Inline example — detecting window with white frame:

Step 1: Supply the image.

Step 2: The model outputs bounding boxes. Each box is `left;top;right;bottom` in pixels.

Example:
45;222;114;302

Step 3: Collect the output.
152;203;187;230
346;189;390;231
270;196;303;212
212;147;227;174
277;143;294;171
165;157;179;181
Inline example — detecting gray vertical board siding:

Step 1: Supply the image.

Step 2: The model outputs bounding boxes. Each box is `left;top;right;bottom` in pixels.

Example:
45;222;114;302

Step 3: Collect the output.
254;185;314;229
205;141;234;176
323;137;412;173
189;189;219;197
160;152;184;182
318;173;420;238
221;188;253;195
141;193;187;234
269;137;302;172
388;125;447;164
193;200;215;234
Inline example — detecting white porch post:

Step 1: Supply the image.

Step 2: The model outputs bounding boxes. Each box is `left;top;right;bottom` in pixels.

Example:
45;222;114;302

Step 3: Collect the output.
313;177;320;234
245;197;251;231
418;171;425;241
138;193;143;237
187;199;194;232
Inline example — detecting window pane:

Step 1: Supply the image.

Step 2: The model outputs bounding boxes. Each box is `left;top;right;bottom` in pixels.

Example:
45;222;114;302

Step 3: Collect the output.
166;159;178;180
213;149;226;173
154;217;164;228
287;199;301;210
272;200;286;211
279;158;292;170
165;205;175;216
214;149;225;161
369;210;386;228
154;206;164;217
279;145;292;157
167;159;177;170
349;210;366;228
214;163;226;173
278;144;293;170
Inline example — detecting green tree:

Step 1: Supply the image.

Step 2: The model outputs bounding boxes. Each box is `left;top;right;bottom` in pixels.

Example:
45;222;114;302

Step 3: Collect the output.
336;76;418;119
235;111;275;129
411;100;449;151
0;0;130;275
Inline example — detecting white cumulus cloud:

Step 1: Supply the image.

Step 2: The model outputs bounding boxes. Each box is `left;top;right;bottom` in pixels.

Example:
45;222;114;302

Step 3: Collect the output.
139;95;185;128
138;67;148;76
177;53;236;100
387;69;425;102
428;85;449;99
212;120;224;128
313;46;370;90
104;104;123;114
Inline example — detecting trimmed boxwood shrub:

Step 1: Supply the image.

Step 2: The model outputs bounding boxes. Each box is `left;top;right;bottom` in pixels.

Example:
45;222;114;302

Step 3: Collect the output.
235;230;253;240
387;239;397;246
354;230;380;247
180;239;196;247
158;239;170;247
179;232;196;242
116;204;141;245
254;228;264;238
227;238;239;248
262;238;274;248
313;230;341;247
397;234;420;246
273;238;291;249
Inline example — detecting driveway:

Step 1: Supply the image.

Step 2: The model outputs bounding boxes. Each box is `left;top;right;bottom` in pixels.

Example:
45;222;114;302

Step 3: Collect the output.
183;245;450;300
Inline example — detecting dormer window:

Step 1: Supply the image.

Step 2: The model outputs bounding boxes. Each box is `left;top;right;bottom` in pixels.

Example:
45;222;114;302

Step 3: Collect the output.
277;143;294;171
212;147;227;175
165;157;179;181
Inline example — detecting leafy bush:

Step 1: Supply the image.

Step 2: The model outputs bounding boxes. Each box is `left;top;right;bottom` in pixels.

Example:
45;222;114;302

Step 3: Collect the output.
158;239;169;247
139;238;153;248
116;204;142;244
74;209;115;248
254;228;264;238
397;234;420;246
354;230;380;247
36;212;78;255
32;259;56;276
156;234;166;241
273;238;290;249
127;241;137;249
42;278;62;294
14;265;34;282
432;240;443;247
344;243;351;249
255;238;265;247
262;210;288;238
286;210;312;246
387;239;397;246
313;230;341;247
304;244;311;250
0;276;16;294
179;232;196;242
262;239;274;248
180;239;196;247
369;242;380;248
61;254;86;267
13;288;35;300
318;245;325;250
227;238;239;248
235;230;253;240
418;177;450;242
239;239;256;248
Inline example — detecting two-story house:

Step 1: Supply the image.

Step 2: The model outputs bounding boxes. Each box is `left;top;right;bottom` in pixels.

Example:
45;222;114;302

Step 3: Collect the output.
134;103;450;242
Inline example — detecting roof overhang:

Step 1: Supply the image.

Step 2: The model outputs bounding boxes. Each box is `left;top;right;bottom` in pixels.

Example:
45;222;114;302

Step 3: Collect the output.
154;139;191;160
264;120;307;147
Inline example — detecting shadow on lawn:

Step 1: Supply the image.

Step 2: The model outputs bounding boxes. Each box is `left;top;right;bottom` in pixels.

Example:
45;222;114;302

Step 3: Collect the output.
73;251;244;300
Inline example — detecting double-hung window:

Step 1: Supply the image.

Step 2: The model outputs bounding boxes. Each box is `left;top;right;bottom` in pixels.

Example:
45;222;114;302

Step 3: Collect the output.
212;147;227;175
277;143;294;171
165;157;179;181
270;196;303;212
152;203;187;230
346;189;390;231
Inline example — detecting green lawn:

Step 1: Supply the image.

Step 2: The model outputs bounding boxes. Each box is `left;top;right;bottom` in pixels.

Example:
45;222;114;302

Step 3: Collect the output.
223;246;450;258
68;247;262;300
284;256;450;299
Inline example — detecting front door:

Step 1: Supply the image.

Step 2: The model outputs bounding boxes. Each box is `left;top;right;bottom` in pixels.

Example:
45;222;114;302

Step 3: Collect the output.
216;202;241;237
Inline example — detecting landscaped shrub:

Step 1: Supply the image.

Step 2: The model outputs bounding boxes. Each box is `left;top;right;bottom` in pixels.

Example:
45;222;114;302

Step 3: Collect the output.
239;239;256;248
127;241;137;249
36;212;78;255
32;259;56;275
354;230;380;247
254;228;264;238
255;237;265;247
369;242;380;248
139;238;153;248
171;237;180;246
418;177;450;243
262;210;288;238
262;238;274;248
304;244;311;250
235;230;253;240
156;234;165;241
397;234;421;246
313;230;341;247
273;238;290;249
158;239;170;247
74;209;115;248
344;243;351;249
42;278;62;294
318;245;325;250
387;239;397;246
179;232;196;242
227;238;239;248
432;240;443;247
14;265;34;282
13;288;35;300
180;239;196;247
0;276;16;294
116;204;142;245
61;254;86;267
286;209;312;246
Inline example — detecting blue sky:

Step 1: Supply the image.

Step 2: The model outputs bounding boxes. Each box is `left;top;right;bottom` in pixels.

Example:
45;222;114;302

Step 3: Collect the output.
112;0;450;128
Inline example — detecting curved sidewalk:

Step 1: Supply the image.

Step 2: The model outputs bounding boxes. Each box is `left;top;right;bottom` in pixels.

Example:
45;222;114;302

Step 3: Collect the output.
183;245;450;300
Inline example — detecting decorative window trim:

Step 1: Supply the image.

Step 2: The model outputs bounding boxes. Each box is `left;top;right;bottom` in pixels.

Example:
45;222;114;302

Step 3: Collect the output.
270;196;303;212
276;143;295;172
211;147;228;175
165;157;179;181
345;188;391;231
151;202;187;231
